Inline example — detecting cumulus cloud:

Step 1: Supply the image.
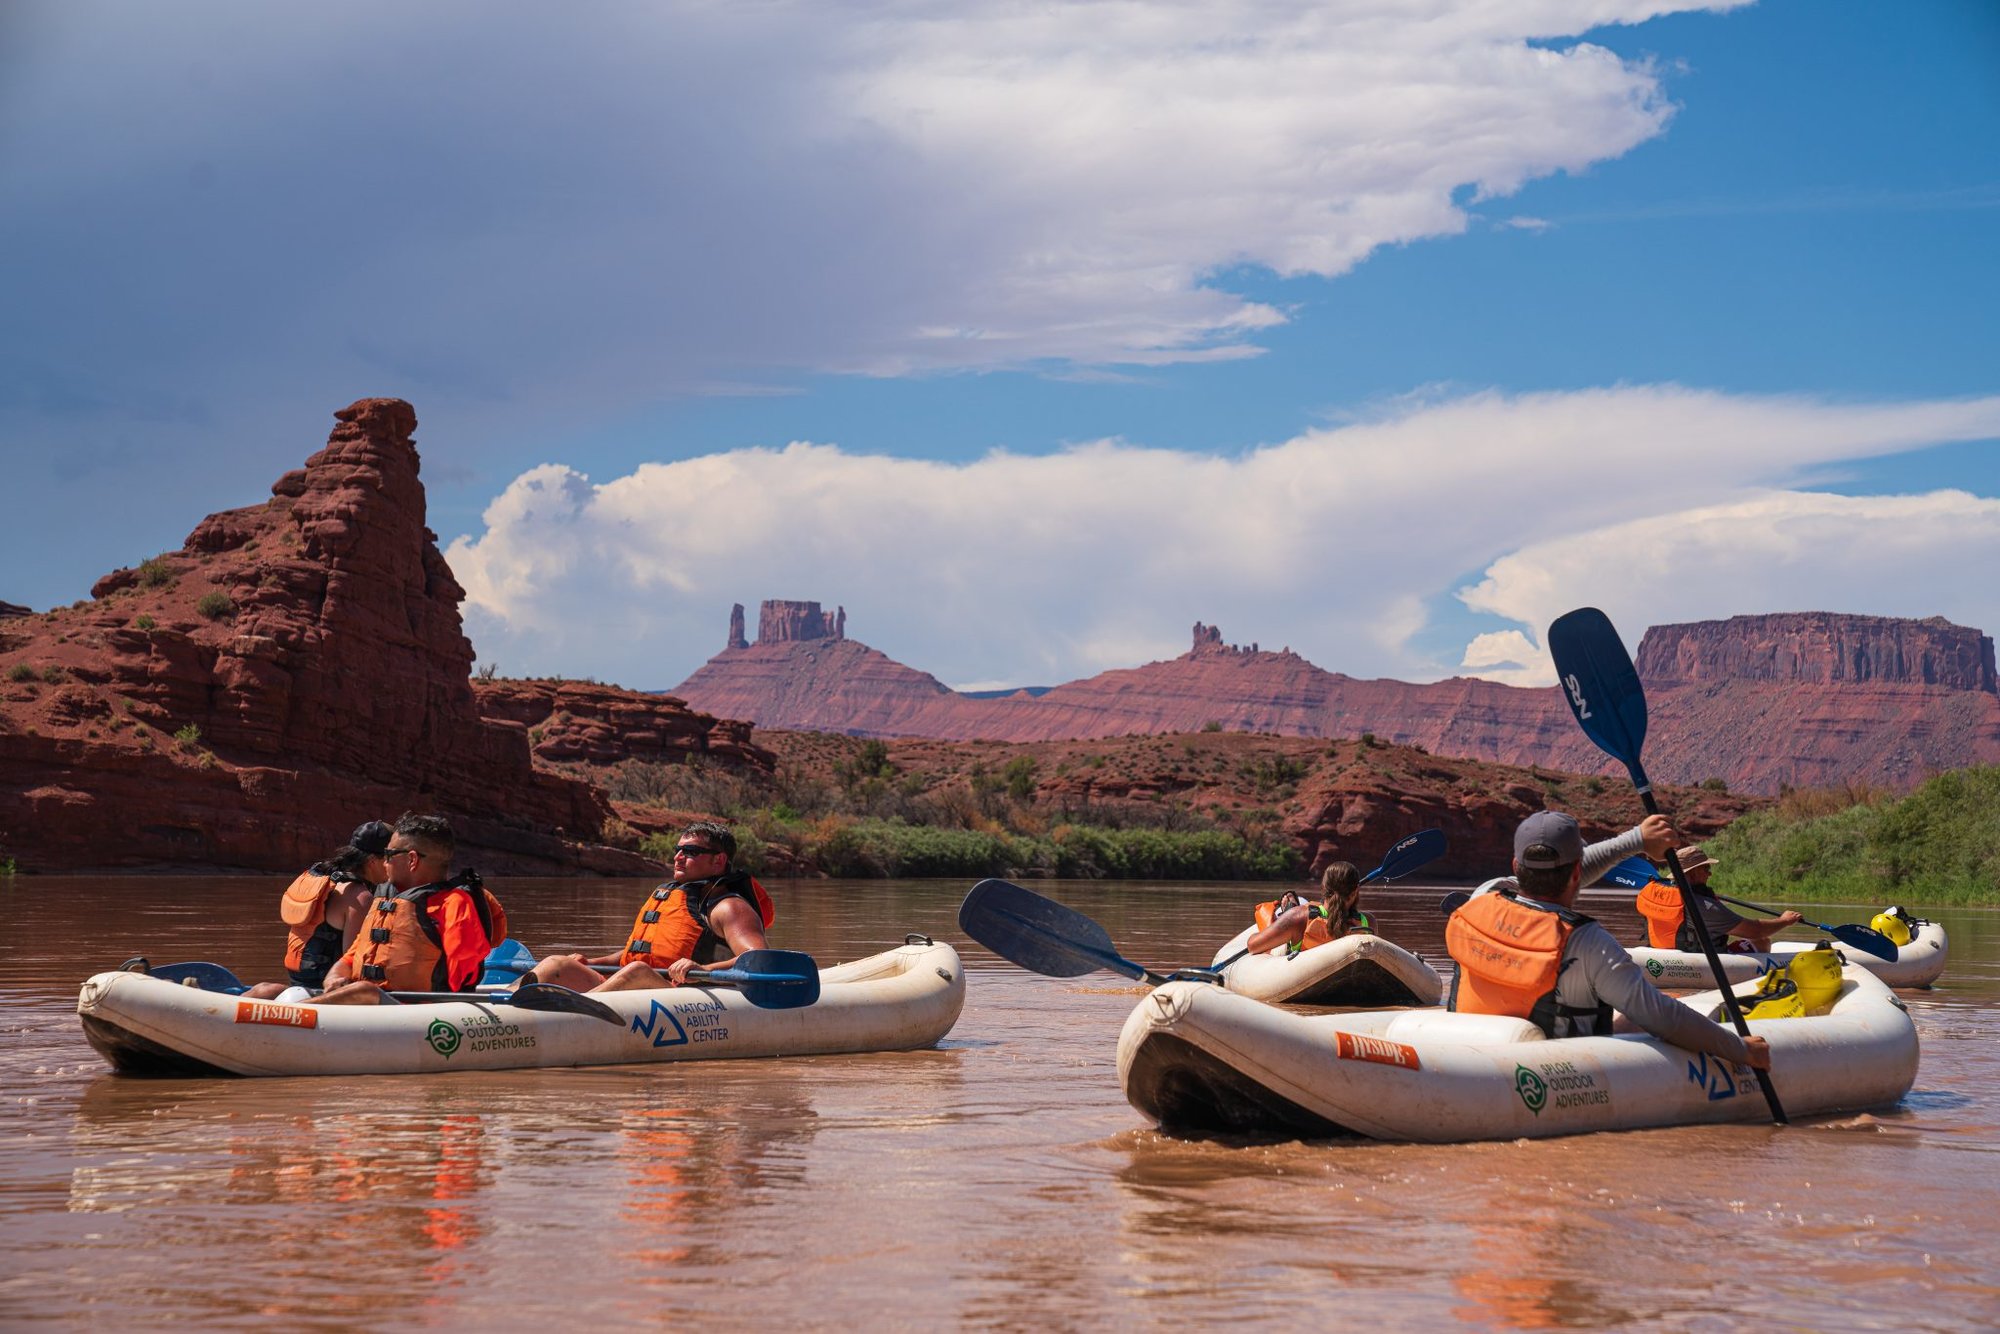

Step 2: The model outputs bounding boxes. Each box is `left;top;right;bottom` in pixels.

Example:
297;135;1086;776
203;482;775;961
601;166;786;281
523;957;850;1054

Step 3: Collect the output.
7;0;1740;401
1456;489;2000;685
446;385;2000;689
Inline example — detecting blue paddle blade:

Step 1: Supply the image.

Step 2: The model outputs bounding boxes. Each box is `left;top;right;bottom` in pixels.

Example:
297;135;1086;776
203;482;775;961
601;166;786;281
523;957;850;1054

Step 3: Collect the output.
1365;827;1447;883
1547;607;1649;776
958;879;1153;983
1597;855;1659;890
144;961;249;993
479;938;537;986
699;949;822;1009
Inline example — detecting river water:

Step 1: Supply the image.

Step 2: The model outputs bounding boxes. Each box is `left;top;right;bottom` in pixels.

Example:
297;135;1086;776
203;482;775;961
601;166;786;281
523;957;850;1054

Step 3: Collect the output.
2;877;1996;1329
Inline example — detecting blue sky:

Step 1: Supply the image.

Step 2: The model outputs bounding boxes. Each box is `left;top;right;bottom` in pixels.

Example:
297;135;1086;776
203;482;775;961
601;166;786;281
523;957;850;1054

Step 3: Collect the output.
4;0;1996;691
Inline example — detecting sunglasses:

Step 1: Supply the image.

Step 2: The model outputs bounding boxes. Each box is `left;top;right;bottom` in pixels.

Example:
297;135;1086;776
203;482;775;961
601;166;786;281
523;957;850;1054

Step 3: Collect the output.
382;846;420;861
674;845;719;858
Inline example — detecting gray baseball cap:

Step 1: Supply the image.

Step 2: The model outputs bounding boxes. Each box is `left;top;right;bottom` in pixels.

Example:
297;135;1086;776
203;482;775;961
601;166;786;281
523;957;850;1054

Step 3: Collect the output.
1514;811;1583;870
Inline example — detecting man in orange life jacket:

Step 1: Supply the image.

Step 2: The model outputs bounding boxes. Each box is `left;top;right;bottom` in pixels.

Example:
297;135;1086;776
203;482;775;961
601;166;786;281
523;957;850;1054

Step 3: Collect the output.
525;821;772;993
1446;811;1769;1069
316;814;507;1004
1646;845;1802;953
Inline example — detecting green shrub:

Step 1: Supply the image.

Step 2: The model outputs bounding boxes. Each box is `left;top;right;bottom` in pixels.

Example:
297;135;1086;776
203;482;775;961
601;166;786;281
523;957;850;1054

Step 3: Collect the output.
138;558;173;588
1709;765;2000;905
134;614;156;631
41;665;66;684
5;664;34;683
195;592;235;620
174;723;202;748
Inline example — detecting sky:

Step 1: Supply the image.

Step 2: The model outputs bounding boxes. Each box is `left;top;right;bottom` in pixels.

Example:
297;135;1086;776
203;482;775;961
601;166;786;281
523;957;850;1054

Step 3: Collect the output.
4;0;1996;692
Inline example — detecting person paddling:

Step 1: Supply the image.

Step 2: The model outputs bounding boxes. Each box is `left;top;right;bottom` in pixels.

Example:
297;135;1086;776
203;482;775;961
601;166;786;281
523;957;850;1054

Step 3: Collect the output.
525;821;776;994
1244;862;1370;957
1636;846;1803;953
315;814;508;1004
1445;812;1770;1069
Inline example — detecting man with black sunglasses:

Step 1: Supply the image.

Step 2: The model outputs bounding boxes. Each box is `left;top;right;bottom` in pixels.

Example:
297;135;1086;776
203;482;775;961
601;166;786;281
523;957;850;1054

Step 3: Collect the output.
523;820;775;994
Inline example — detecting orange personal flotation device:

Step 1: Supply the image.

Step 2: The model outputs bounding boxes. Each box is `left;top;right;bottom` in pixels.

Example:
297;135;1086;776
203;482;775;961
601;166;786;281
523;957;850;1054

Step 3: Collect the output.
621;872;776;969
1636;879;1685;950
346;872;506;993
1445;890;1611;1037
281;868;371;981
1252;899;1301;932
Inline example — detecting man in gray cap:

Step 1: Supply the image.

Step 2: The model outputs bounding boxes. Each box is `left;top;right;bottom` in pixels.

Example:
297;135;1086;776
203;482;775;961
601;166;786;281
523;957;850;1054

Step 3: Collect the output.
1444;811;1770;1068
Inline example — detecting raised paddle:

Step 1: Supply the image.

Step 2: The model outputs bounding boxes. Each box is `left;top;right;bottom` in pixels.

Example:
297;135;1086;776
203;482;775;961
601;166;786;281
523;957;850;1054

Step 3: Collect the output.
958;878;1179;985
1548;606;1785;1123
1592;861;1897;961
489;948;823;1010
1208;827;1449;974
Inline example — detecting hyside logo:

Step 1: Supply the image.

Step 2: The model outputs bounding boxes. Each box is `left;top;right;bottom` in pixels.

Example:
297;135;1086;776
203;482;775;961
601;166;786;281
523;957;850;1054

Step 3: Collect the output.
426;1018;461;1059
1645;958;1665;979
1513;1064;1548;1115
1563;673;1592;721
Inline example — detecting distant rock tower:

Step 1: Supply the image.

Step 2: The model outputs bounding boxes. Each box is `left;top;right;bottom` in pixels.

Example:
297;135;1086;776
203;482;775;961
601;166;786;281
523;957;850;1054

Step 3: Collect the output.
757;599;837;643
727;603;749;651
835;605;846;641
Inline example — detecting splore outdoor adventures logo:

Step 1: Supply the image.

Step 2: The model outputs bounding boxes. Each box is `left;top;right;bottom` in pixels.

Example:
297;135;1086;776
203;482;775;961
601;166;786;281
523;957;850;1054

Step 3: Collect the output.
1644;958;1666;979
1513;1064;1548;1114
426;1018;461;1059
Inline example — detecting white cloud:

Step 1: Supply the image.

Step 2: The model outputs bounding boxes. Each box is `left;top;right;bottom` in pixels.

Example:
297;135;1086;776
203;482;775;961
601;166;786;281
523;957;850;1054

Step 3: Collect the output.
1456;489;2000;685
447;385;2000;689
7;0;1744;395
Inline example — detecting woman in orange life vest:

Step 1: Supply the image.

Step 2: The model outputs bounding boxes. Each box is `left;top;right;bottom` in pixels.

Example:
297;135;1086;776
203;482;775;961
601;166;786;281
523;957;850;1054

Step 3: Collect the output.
317;814;509;1004
1244;862;1371;957
526;821;775;993
239;821;394;1001
1445;811;1770;1068
1635;845;1803;952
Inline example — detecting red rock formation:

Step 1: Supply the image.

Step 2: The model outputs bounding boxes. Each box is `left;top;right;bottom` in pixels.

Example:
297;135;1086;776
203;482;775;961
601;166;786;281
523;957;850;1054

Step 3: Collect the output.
676;611;2000;795
0;398;657;874
1636;612;1997;692
472;678;774;774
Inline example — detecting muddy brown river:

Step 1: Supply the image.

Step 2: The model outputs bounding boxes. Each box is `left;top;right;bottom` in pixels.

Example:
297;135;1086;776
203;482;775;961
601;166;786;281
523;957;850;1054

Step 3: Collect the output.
2;877;1996;1328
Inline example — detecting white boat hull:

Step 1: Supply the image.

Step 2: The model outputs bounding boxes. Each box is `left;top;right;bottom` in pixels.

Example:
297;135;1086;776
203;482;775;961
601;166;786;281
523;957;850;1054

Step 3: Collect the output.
1117;965;1919;1142
1626;919;1948;990
78;939;965;1078
1209;926;1443;1006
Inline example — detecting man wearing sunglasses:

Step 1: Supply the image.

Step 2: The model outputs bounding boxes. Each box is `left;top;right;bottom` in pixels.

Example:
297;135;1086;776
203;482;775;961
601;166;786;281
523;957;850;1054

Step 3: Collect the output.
316;813;509;1003
524;820;775;994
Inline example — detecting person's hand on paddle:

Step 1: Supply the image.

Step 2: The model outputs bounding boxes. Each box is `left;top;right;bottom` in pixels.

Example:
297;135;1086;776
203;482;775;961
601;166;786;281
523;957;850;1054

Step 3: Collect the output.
1770;911;1804;930
666;956;703;985
1638;813;1675;861
1738;1035;1772;1070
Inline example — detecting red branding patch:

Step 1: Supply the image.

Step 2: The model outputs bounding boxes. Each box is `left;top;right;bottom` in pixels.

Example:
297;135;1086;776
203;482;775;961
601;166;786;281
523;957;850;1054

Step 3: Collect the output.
234;1000;318;1029
1335;1031;1419;1070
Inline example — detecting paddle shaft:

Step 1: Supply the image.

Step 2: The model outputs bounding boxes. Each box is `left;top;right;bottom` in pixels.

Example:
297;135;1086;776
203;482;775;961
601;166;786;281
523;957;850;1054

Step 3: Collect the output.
1550;607;1784;1123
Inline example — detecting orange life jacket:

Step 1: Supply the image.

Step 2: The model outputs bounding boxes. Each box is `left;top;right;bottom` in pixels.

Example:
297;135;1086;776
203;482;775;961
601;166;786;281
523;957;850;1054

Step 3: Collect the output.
1252;899;1301;932
621;873;776;969
1445;890;1611;1038
1636;880;1685;949
347;873;507;993
281;869;370;982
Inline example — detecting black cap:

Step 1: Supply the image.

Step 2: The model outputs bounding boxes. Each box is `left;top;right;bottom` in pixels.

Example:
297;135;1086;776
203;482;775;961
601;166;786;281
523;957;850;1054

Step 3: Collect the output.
351;821;393;856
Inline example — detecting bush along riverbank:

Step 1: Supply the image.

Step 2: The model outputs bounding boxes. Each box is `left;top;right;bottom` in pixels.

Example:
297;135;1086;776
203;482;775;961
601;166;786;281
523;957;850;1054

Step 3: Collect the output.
1707;765;2000;906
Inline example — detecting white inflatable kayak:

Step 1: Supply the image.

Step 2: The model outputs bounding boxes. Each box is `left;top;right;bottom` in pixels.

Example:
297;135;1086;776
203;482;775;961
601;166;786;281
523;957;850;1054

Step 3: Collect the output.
78;937;965;1078
1117;963;1918;1142
1209;926;1443;1006
1626;918;1948;991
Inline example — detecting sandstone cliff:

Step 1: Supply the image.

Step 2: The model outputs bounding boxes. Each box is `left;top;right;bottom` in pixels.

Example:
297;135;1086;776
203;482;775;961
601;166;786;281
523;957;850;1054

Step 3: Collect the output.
0;399;666;873
676;608;2000;795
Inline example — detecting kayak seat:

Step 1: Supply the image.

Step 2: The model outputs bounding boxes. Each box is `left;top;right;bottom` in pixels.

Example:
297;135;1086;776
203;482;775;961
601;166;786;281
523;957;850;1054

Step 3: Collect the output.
1383;1010;1546;1046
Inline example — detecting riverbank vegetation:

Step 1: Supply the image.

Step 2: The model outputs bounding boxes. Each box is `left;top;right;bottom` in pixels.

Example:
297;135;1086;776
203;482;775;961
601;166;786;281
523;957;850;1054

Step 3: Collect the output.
605;739;1302;880
1709;766;2000;906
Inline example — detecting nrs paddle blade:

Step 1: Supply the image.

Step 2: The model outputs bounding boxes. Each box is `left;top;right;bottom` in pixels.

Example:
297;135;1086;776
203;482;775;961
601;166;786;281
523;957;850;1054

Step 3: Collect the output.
958;879;1158;983
1547;607;1649;784
696;949;823;1009
1366;827;1447;883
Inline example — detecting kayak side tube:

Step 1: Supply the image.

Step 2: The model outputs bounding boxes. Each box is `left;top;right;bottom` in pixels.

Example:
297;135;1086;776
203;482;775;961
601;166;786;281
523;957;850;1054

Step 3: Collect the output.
78;938;966;1078
1116;963;1919;1143
1628;919;1948;991
1209;926;1443;1007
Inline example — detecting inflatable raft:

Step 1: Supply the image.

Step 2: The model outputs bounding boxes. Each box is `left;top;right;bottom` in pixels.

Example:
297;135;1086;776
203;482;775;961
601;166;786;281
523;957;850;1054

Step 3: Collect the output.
1626;918;1949;991
1117;963;1918;1142
78;937;965;1078
1209;927;1443;1006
